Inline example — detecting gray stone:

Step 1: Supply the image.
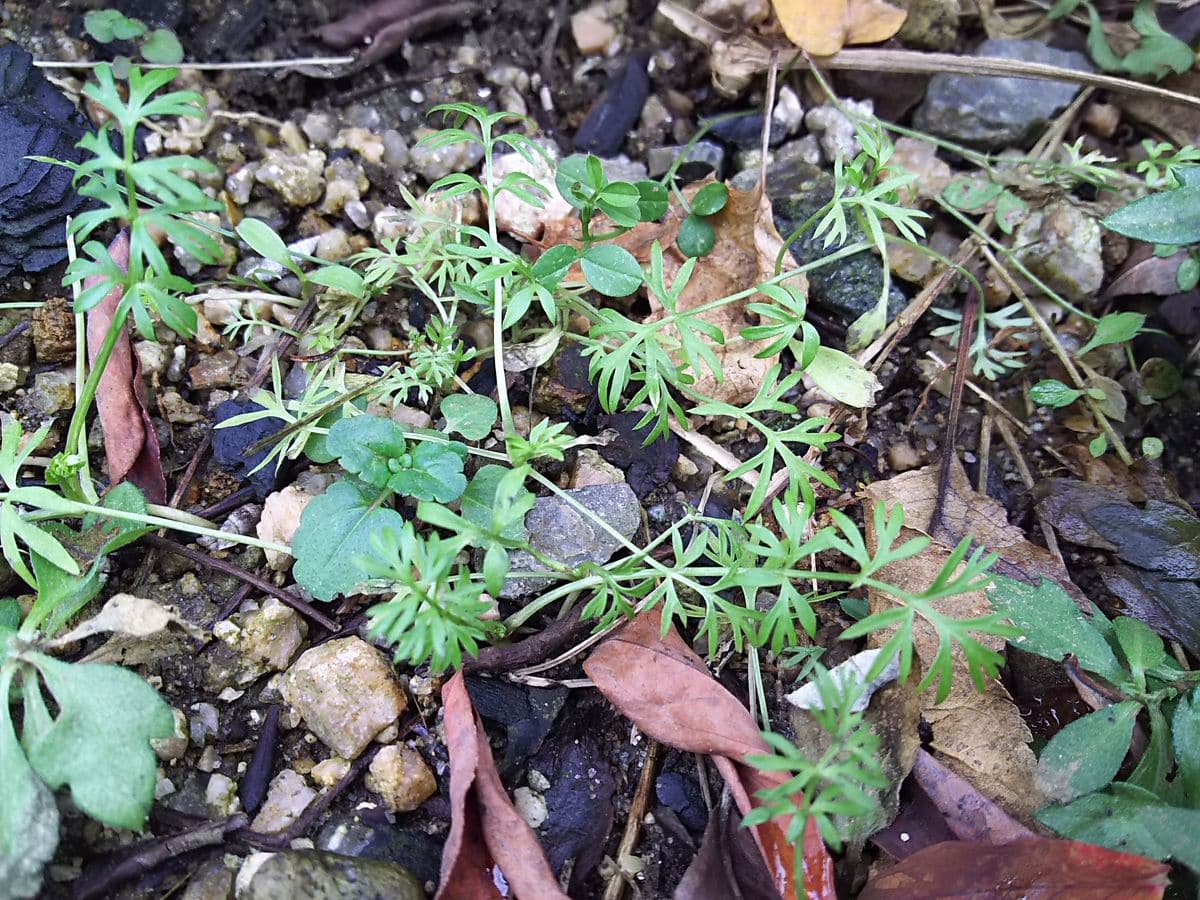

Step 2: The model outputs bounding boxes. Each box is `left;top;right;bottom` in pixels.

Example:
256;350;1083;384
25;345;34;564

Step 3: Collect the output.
1011;201;1103;302
646;140;726;181
914;39;1093;149
409;128;484;183
764;153;905;322
30;369;75;415
239;851;423;900
502;483;640;598
256;149;327;206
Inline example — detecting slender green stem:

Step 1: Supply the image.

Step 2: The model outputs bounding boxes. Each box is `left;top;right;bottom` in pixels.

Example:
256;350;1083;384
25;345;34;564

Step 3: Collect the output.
481;126;516;439
63;299;130;472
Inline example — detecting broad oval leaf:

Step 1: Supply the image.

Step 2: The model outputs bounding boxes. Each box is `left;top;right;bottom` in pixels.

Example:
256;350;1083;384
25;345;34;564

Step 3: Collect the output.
581;244;643;297
440;394;499;441
804;346;881;408
691;182;729;217
677;214;716;258
1030;379;1084;408
235;218;299;274
1103;176;1200;247
292;480;405;600
1035;701;1140;802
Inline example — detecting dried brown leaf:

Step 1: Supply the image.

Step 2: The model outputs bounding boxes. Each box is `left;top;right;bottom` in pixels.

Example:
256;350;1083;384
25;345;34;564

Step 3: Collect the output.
771;0;907;57
859;837;1169;900
85;231;166;504
859;461;1086;821
583;610;836;900
437;672;567;900
539;179;803;407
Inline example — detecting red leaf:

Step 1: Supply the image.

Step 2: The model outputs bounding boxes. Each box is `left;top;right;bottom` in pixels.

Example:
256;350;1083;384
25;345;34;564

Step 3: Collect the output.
84;231;166;503
859;838;1170;899
583;610;836;900
436;672;568;900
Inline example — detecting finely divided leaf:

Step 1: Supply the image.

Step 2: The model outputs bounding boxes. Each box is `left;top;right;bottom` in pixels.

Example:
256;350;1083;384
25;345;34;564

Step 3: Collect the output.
24;654;173;830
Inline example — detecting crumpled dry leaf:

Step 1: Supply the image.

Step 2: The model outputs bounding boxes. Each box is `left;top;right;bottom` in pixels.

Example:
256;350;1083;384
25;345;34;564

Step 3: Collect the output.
583;609;836;900
48;593;205;648
437;672;567;900
910;747;1036;844
86;231;167;504
860;460;1083;821
771;0;907;57
539;179;804;407
859;837;1169;900
1104;244;1187;299
675;793;780;900
1035;477;1200;655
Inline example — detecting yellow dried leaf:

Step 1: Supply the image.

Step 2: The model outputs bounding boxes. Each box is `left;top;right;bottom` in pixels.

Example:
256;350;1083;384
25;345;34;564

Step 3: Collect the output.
771;0;907;56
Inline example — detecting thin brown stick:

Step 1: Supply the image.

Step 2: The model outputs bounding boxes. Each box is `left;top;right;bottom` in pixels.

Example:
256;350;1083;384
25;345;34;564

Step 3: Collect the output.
141;534;339;632
993;415;1065;565
602;741;663;900
930;287;978;542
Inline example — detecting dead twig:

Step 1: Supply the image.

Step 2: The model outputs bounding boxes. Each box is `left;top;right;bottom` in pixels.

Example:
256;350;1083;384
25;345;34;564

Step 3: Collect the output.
73;813;248;900
601;740;663;900
140;534;338;632
930;286;978;542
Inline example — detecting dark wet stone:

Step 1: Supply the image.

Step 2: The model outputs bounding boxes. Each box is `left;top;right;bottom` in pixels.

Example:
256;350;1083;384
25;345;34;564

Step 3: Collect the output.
646;140;726;182
212;398;280;497
573;51;650;157
765;152;905;322
913;39;1092;149
0;44;93;275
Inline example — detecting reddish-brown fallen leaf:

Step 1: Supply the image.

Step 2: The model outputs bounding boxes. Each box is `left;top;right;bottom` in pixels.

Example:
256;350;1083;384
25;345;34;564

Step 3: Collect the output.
85;231;166;504
583;610;835;900
437;672;568;900
910;749;1036;844
858;838;1169;899
675;794;779;900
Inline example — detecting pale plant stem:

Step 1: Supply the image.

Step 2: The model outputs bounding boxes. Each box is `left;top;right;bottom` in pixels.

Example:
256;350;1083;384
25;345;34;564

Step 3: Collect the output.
978;245;1133;465
15;498;291;555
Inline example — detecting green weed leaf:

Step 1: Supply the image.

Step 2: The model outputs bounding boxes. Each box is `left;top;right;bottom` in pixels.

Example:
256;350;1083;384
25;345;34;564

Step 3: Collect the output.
691;182;729;217
84;9;146;43
1035;701;1139;802
636;180;669;221
804;346;881;408
440;394;498;441
24;653;173;830
942;178;1006;210
236;218;300;275
1079;311;1146;356
0;684;59;899
988;576;1125;684
1173;690;1200;806
677;215;716;258
581;244;643;297
308;264;365;297
458;464;535;542
1031;379;1085;407
1113;616;1166;680
140;29;183;65
325;416;468;501
1038;784;1200;872
1103;169;1200;246
292;480;405;600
